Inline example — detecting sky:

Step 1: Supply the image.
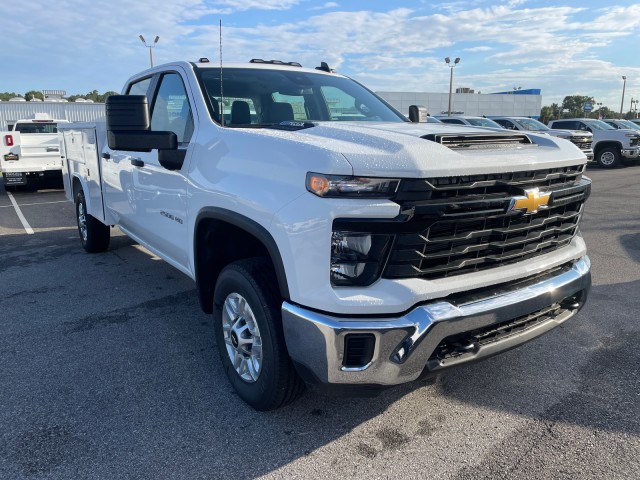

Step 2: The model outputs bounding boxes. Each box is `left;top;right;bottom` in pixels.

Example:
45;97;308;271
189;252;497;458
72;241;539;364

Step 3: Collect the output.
1;0;639;111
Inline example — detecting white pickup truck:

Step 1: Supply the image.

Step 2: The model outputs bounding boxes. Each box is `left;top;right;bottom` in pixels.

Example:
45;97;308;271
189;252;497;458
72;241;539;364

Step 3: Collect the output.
59;59;592;410
1;114;68;188
548;118;640;168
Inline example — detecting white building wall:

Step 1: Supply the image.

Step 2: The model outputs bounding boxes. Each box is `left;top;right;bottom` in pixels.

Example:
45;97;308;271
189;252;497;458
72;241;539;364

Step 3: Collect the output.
0;102;105;130
377;92;542;118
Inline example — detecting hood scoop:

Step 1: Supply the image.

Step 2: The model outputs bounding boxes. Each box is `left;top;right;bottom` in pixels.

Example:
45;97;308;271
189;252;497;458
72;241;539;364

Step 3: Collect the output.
422;133;534;150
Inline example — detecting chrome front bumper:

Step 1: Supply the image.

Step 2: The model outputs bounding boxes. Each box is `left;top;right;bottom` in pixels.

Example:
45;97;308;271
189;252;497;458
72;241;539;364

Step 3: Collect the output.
622;148;640;159
282;256;591;387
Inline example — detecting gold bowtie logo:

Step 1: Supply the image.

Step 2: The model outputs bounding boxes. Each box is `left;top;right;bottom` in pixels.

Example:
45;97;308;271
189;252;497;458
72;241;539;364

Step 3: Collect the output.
509;188;551;214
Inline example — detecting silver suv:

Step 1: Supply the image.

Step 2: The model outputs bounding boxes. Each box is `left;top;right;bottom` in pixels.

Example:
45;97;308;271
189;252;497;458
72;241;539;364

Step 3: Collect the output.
548;118;640;168
492;116;593;161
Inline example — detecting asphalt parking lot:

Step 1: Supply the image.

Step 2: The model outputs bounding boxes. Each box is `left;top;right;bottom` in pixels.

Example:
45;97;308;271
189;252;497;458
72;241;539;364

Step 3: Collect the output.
1;167;639;479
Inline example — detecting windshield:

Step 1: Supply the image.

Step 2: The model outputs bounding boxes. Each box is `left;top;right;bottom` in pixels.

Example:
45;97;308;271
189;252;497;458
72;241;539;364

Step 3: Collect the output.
197;67;406;126
466;118;503;128
14;122;59;133
618;120;640;130
585;120;614;130
514;118;549;131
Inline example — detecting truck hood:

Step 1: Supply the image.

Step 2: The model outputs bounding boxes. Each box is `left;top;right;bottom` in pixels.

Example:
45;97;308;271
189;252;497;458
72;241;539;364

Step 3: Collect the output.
284;122;586;177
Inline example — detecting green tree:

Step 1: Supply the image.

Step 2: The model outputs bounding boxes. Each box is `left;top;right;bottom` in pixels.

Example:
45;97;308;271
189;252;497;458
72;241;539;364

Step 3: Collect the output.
0;92;21;101
539;103;560;124
24;90;44;101
97;91;118;102
561;95;595;118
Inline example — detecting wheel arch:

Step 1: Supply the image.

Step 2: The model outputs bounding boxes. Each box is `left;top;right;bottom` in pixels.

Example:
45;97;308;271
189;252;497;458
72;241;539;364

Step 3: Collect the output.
594;141;622;154
194;207;290;314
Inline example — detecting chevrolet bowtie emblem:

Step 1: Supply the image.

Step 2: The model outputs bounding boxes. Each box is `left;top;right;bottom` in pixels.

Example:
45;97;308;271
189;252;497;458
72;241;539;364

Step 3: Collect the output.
508;188;551;214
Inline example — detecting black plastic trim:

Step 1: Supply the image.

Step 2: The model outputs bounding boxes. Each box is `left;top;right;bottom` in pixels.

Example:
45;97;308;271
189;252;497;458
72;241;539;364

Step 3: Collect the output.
194;207;290;309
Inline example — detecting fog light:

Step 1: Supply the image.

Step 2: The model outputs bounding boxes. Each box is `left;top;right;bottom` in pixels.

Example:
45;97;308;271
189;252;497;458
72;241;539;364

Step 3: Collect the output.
330;232;391;286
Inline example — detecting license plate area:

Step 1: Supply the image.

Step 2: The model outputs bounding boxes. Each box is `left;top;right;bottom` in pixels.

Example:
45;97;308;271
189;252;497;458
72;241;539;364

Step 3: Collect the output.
3;172;27;185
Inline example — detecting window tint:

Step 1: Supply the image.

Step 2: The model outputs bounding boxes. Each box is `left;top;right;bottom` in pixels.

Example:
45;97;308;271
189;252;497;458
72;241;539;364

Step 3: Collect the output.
197;68;405;126
151;73;193;144
552;121;578;130
440;118;465;124
14;123;58;133
127;77;152;96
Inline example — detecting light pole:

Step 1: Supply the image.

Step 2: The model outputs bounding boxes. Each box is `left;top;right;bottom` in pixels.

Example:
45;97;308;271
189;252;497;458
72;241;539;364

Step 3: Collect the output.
445;57;460;116
139;35;160;68
630;98;638;118
619;75;626;118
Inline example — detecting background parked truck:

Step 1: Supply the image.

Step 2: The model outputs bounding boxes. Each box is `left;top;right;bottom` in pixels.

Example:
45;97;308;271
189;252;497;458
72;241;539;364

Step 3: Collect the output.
548;118;640;168
0;114;68;188
59;59;592;410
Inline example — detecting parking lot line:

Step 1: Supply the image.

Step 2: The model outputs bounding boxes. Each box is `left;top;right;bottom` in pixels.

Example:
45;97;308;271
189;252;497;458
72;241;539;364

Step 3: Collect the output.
6;191;35;235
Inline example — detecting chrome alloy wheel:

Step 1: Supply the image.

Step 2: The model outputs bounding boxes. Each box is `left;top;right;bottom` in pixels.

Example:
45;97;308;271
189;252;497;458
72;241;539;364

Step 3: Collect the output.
221;293;263;383
77;202;88;242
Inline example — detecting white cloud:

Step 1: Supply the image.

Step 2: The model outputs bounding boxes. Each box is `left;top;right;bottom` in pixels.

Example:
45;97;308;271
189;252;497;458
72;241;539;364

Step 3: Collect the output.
0;1;639;109
310;2;338;11
463;46;493;52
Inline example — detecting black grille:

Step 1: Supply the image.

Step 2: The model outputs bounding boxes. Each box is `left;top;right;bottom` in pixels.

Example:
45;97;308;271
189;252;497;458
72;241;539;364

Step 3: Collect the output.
568;137;592;151
383;165;590;280
428;296;581;362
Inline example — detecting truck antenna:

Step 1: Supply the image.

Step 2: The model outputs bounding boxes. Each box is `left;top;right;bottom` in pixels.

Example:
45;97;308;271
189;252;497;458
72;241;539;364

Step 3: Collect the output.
219;19;225;127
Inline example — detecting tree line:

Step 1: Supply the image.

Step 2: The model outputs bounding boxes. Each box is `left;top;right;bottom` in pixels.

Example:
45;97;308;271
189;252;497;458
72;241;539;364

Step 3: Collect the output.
539;95;637;124
0;90;118;103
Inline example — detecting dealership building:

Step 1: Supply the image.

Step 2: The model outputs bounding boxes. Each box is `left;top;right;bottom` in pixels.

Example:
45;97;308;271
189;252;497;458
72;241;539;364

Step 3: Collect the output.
377;88;542;118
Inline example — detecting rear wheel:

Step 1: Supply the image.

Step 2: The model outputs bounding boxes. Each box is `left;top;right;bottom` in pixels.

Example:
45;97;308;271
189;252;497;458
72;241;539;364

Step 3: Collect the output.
213;258;304;410
596;147;621;168
75;189;110;252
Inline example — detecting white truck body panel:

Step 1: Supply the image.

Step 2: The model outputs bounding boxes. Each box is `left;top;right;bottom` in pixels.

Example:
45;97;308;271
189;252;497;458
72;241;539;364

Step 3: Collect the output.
1;118;69;186
59;122;108;223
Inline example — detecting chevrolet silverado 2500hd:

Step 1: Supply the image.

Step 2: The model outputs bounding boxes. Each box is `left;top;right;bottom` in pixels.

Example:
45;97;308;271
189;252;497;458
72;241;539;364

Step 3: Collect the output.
1;114;68;188
548;118;640;168
59;59;592;410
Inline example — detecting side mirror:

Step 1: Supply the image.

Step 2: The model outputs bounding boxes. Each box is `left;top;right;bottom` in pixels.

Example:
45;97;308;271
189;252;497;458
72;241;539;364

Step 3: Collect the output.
409;105;428;123
106;95;177;152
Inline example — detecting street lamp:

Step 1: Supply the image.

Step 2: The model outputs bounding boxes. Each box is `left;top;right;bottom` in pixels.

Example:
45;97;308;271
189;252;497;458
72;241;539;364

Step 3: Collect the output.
619;75;627;118
630;98;638;119
139;35;160;68
445;57;460;116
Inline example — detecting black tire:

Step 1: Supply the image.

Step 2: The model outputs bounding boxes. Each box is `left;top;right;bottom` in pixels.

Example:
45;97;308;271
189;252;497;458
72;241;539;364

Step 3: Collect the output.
213;258;304;410
74;189;110;253
596;146;621;168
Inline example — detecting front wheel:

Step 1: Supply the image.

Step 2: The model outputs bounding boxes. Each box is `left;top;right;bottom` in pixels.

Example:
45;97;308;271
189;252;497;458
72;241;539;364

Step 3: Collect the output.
596;147;621;168
213;258;304;410
75;189;110;253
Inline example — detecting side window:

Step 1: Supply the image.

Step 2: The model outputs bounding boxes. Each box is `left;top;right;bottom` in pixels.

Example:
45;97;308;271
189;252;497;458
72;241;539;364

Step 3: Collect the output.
150;73;194;144
126;77;152;96
441;118;464;125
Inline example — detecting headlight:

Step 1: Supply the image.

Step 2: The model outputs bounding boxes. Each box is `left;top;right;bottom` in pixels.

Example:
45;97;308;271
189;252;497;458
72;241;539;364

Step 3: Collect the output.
306;173;399;198
330;232;392;286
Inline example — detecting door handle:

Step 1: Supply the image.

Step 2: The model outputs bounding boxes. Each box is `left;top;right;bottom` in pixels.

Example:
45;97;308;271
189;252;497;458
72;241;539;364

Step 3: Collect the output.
131;158;145;167
102;152;111;159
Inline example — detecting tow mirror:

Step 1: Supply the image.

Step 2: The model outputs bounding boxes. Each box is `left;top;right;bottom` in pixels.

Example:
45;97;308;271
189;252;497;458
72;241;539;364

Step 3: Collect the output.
106;95;177;152
409;105;428;123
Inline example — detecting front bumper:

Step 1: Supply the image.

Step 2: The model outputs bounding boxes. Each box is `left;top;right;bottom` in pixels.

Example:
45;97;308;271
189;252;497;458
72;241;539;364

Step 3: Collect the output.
582;149;594;161
621;148;640;159
282;256;591;388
